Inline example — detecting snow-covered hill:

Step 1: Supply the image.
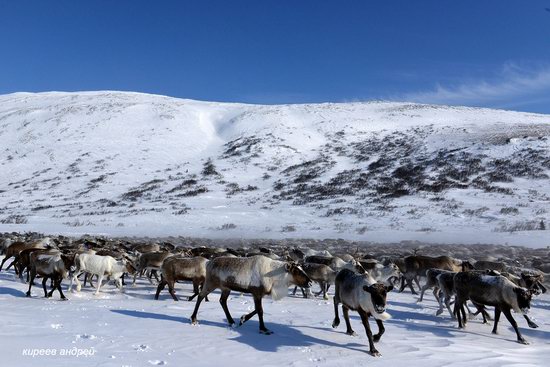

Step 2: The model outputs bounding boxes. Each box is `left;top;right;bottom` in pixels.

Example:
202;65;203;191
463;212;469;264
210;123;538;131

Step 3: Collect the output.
0;91;549;246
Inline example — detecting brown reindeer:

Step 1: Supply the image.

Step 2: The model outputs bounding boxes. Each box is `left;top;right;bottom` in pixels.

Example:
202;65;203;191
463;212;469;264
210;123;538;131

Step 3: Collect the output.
400;255;473;294
0;238;53;273
190;255;311;334
155;256;208;301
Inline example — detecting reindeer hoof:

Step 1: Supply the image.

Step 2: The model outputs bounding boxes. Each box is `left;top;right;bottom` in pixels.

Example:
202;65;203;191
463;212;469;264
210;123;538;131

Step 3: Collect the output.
528;322;539;329
369;350;381;357
435;309;443;316
25;292;31;297
259;329;273;335
518;339;529;345
345;330;357;336
332;319;340;329
191;319;199;325
239;315;246;326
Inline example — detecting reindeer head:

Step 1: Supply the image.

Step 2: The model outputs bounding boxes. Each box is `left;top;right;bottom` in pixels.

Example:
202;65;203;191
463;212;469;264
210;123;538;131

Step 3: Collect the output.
124;261;137;275
513;287;534;314
388;263;402;278
521;273;546;295
461;260;474;271
363;283;393;314
285;262;312;288
354;261;366;274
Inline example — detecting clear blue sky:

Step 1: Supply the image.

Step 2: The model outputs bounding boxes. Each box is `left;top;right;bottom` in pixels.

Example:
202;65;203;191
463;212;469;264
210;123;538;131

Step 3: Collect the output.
1;1;550;112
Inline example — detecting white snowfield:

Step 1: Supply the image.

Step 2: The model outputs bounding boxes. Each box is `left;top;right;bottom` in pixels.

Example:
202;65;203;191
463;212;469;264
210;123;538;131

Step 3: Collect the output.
0;263;548;367
0;91;549;246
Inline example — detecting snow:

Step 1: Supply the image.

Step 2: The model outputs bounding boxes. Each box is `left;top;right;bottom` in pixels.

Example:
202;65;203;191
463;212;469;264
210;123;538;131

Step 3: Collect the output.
0;91;549;246
0;260;548;367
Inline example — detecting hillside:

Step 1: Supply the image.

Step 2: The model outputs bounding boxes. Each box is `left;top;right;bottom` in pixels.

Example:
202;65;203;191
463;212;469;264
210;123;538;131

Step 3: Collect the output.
0;91;549;246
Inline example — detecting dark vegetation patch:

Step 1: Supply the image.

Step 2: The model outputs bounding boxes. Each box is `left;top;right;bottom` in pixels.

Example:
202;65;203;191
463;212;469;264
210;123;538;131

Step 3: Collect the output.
271;128;549;206
225;183;258;196
166;178;198;193
202;158;219;176
221;136;262;158
175;186;208;197
121;180;164;201
0;215;27;224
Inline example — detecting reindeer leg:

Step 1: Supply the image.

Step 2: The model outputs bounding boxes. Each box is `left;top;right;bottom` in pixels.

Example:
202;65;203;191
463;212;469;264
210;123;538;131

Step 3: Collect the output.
315;282;324;297
373;319;385;342
147;270;154;284
56;277;67;300
254;295;271;334
152;270;160;283
418;283;429;302
187;281;199;302
219;289;235;326
190;283;214;325
132;270;139;286
342;305;356;336
492;306;501;335
198;283;210;302
358;309;380;356
42;276;49;298
332;293;341;328
398;276;406;292
524;314;538;329
292;285;298;295
47;277;56;298
454;300;463;328
94;275;104;295
0;256;11;271
155;279;168;300
26;269;36;297
414;276;421;290
238;308;257;326
502;308;528;344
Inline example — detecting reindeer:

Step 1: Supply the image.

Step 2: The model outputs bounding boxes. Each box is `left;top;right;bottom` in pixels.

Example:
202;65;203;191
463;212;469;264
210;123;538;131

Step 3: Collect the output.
155;256;208;301
400;255;473;294
453;271;535;344
0;237;54;273
332;269;393;357
292;263;336;299
69;253;136;295
305;255;365;274
132;251;172;285
26;251;73;300
190;255;311;334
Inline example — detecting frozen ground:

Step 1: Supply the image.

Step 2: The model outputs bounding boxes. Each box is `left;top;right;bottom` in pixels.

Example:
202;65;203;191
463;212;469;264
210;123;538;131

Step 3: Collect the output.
0;258;548;367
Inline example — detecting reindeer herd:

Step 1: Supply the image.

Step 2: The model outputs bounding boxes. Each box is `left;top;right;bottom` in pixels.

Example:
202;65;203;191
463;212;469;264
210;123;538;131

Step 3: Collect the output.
0;233;547;356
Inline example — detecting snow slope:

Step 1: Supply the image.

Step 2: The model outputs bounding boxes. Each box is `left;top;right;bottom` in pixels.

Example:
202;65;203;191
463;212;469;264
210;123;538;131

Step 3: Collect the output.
0;91;549;246
0;261;548;367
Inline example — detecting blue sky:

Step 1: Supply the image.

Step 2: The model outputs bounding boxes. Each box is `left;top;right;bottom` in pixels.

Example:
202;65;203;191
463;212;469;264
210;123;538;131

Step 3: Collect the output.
1;1;550;112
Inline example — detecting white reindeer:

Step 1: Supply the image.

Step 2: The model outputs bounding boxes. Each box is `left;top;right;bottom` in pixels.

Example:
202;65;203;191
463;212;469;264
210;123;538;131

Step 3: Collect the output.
69;253;135;295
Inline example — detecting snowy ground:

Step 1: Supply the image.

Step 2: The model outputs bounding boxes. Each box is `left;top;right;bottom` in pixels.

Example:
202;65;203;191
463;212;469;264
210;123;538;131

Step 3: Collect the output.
1;92;549;246
1;258;548;367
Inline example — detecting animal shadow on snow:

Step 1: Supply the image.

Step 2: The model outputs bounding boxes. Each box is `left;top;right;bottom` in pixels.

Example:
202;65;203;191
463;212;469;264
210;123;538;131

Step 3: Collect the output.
0;286;26;297
385;307;550;343
111;309;367;353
